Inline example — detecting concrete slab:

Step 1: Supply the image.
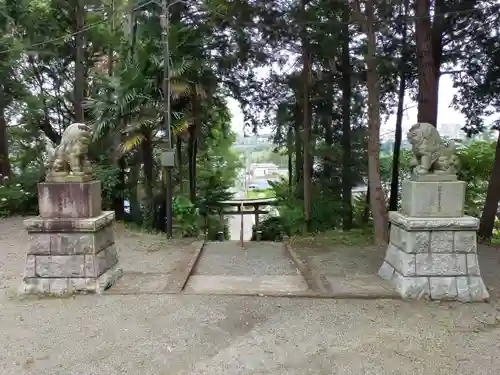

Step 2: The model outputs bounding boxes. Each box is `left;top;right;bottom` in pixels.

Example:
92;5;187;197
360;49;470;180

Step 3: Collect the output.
105;241;204;294
105;272;174;295
194;241;299;277
184;275;309;295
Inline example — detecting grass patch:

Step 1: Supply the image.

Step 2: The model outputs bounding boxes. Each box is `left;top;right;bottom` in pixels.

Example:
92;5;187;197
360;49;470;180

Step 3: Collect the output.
246;188;275;198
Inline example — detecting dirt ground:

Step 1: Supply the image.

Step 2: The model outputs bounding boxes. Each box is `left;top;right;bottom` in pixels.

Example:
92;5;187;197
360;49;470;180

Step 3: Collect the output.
290;233;500;300
1;217;500;375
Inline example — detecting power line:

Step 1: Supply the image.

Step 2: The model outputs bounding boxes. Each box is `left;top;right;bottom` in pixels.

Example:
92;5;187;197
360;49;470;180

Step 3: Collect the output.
0;4;497;55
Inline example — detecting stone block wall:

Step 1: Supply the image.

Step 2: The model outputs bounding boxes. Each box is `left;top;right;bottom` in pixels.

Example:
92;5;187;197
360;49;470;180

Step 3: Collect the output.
19;209;122;295
379;181;489;302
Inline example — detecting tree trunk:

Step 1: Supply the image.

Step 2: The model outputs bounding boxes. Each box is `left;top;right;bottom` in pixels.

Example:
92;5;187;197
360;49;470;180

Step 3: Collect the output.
141;130;155;226
188;126;198;202
414;0;439;127
478;131;500;239
176;136;184;194
189;94;201;202
362;186;370;224
294;109;303;189
389;0;409;212
300;0;312;232
113;157;126;220
322;107;334;181
354;0;389;244
0;104;10;177
128;162;141;223
341;5;353;231
287;125;293;192
74;0;85;122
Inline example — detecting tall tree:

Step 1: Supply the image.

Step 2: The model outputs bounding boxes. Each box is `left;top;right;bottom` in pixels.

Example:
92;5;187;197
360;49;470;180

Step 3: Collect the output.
300;0;313;231
352;0;388;244
340;4;353;230
389;0;410;211
74;0;86;122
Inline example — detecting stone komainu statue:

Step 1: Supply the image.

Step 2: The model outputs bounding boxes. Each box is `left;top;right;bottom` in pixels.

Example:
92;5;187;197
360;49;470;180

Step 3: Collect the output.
407;122;459;175
46;122;93;179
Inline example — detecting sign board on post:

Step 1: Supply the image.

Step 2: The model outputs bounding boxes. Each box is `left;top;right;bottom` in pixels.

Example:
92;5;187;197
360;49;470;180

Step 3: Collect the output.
161;150;176;167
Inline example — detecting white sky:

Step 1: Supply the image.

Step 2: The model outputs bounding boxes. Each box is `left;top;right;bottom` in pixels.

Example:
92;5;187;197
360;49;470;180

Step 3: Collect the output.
227;74;468;140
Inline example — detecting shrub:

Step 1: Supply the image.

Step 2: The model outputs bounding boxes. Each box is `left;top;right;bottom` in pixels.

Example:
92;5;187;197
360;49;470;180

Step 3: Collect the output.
0;169;43;217
200;214;230;240
172;196;199;237
251;216;285;241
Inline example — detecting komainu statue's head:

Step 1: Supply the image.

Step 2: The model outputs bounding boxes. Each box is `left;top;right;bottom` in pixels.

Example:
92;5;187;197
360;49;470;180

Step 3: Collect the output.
60;123;92;153
406;122;441;152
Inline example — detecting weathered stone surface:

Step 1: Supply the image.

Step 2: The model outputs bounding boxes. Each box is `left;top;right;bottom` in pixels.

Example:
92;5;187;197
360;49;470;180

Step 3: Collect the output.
378;261;395;280
35;255;85;277
24;255;36;277
19;278;51;294
430;231;454;253
392;272;429;299
96;264;123;293
84;245;118;277
49;278;70;294
38;181;102;219
389;211;479;231
49;233;93;254
429;277;457;300
410;173;457;182
68;277;96;292
466;254;480;275
390;225;430;253
28;234;51;254
24;211;115;233
469;277;489;301
415;253;466;276
401;180;465;218
385;244;416;276
33;226;114;255
454;231;477;253
456;276;470;302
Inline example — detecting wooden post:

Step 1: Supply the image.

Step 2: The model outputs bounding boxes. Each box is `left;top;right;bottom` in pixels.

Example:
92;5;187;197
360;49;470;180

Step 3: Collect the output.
254;204;259;227
240;202;244;247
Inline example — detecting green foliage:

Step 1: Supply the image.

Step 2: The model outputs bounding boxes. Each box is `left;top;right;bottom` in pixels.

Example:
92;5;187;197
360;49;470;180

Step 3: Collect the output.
251;216;285;241
457;140;497;216
252;179;345;240
246;188;274;198
93;163;123;211
0;169;43;217
201;215;230;241
172;196;199;237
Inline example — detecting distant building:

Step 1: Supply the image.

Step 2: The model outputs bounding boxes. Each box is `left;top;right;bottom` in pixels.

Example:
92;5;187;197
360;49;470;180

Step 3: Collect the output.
250;163;279;178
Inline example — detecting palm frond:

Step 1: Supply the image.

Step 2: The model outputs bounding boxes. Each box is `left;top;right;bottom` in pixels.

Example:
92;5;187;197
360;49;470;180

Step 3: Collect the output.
120;134;144;153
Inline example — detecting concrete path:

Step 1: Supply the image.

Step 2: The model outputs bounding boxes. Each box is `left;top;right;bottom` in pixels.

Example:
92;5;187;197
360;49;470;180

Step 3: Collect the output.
184;241;308;295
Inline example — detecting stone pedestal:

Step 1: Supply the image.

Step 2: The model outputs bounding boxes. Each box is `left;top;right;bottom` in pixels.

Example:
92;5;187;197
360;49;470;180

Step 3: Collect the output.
379;180;489;302
19;181;122;295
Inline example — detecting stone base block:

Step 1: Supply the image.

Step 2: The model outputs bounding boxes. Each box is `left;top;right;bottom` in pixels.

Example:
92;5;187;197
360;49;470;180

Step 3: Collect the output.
19;264;123;295
379;213;489;302
379;262;489;302
19;213;122;296
401;180;466;217
38;181;102;219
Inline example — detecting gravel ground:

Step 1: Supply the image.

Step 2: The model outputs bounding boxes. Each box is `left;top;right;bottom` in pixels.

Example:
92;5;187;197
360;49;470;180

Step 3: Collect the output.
1;217;500;374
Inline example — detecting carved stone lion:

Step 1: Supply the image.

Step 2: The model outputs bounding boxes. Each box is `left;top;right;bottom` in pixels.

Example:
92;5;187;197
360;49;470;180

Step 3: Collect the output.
407;122;459;175
46;122;93;180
